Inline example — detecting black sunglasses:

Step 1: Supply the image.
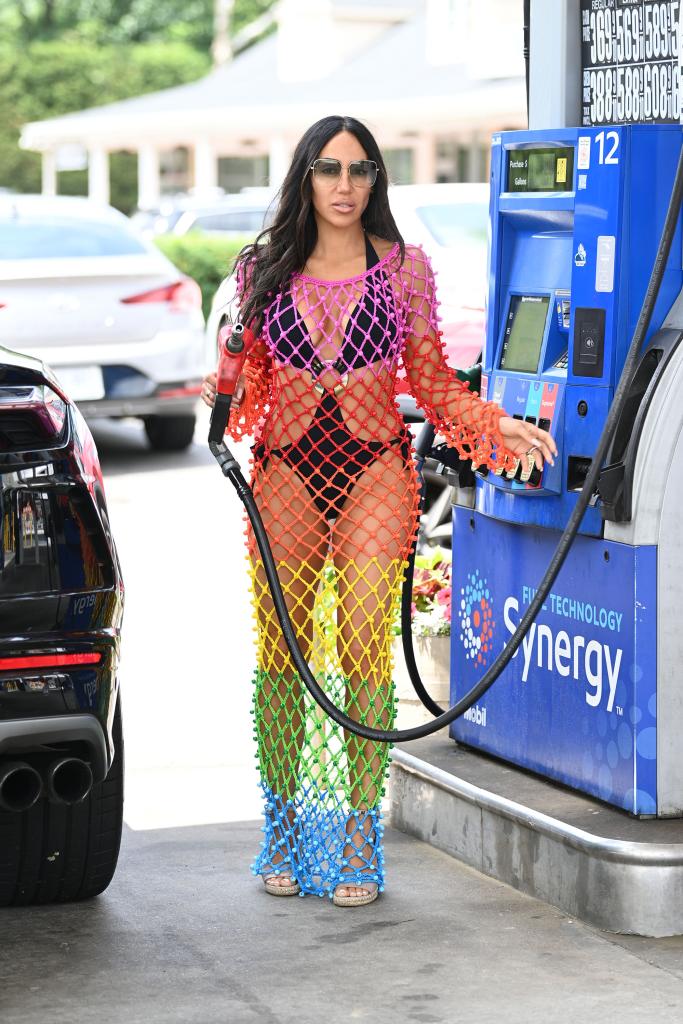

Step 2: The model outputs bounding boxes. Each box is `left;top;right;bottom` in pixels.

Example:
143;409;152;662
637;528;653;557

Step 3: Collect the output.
309;158;378;188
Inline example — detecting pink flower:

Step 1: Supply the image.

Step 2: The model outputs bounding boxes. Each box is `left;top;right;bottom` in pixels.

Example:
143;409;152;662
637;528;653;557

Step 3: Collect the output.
435;587;451;618
412;567;442;598
406;551;453;634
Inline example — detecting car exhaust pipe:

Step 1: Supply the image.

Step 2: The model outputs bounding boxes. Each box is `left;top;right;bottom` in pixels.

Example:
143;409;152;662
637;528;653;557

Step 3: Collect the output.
47;758;93;805
0;761;43;812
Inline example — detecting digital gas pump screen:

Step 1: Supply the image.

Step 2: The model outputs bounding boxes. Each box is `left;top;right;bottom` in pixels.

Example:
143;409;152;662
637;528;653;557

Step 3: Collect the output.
500;295;549;374
507;147;574;192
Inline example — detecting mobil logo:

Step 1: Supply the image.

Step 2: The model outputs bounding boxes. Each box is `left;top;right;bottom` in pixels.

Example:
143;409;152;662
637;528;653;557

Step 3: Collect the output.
458;570;495;667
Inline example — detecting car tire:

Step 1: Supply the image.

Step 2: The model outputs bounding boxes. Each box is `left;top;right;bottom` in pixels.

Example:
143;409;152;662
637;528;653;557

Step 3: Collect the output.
144;414;196;451
0;698;124;907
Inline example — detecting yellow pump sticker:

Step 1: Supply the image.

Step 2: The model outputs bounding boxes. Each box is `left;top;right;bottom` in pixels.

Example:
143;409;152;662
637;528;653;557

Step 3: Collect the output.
556;157;567;184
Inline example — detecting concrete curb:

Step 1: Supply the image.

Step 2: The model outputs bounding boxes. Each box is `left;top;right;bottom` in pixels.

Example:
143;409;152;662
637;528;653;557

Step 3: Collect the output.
389;747;683;937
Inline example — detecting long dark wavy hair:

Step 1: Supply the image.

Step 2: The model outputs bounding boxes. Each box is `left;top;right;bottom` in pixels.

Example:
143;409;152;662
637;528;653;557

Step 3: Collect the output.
236;115;405;333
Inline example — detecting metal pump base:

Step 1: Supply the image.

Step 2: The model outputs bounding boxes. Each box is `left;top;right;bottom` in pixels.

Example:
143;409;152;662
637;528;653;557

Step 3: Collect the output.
389;739;683;938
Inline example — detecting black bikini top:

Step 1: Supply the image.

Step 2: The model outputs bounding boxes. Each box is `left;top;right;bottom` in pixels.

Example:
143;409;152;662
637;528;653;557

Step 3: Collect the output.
267;235;398;371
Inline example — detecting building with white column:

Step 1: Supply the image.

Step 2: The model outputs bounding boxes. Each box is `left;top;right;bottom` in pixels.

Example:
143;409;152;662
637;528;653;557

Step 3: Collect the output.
20;0;527;208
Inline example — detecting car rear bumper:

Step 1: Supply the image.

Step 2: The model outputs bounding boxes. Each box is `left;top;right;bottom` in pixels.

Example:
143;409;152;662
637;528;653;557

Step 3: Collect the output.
19;323;207;380
0;630;121;777
76;386;200;420
18;323;208;420
43;326;207;419
0;714;109;782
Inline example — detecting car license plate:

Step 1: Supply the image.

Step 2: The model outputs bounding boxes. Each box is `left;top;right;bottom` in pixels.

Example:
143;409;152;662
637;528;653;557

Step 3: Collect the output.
56;366;105;401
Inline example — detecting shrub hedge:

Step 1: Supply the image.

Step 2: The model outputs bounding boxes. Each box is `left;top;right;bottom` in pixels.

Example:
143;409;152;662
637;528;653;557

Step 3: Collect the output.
155;233;251;318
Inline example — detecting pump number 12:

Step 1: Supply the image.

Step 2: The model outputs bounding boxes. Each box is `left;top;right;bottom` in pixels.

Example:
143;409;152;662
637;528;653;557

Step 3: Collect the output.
596;130;620;165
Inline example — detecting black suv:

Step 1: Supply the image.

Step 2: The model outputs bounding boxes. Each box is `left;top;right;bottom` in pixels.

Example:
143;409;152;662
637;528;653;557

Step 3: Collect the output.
0;346;124;905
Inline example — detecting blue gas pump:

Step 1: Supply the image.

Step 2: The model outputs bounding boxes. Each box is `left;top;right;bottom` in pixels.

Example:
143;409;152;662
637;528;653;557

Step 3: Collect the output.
450;125;683;816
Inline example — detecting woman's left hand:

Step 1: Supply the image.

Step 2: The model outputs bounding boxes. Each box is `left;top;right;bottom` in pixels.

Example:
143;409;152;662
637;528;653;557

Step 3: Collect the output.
498;416;558;471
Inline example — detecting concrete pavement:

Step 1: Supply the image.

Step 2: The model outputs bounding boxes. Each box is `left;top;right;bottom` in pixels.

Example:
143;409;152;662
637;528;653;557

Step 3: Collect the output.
4;819;683;1024
5;414;682;1024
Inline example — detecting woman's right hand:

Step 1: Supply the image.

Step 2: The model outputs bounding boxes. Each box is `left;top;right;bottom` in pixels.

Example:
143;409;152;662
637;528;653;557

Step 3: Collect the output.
201;371;217;408
200;371;245;409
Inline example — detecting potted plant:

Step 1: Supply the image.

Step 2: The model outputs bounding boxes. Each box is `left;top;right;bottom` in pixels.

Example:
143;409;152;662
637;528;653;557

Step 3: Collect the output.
393;548;452;722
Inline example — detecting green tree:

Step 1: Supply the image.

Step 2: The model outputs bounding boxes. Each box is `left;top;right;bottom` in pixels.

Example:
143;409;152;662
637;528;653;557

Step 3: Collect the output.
0;39;210;208
0;0;277;209
0;0;275;47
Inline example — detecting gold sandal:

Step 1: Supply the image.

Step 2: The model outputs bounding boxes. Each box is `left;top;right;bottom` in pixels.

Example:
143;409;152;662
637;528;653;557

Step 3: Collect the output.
263;871;300;897
332;877;379;907
261;806;300;896
333;820;380;906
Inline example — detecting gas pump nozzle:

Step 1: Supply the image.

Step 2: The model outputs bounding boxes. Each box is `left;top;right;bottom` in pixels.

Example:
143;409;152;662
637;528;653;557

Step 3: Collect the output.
208;322;256;443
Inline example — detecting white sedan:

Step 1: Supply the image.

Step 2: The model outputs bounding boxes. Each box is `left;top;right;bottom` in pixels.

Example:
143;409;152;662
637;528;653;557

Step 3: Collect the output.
131;188;276;239
388;182;490;392
0;194;206;451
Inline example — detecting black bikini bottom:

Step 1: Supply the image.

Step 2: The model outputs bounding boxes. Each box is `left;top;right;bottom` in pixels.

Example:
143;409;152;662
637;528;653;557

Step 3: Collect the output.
253;391;412;521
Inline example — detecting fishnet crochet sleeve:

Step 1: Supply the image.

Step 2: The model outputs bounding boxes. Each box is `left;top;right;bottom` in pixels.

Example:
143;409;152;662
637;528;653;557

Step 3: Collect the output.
398;247;517;473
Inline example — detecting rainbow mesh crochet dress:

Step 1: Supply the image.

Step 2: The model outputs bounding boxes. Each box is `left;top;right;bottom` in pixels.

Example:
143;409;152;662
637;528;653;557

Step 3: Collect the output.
226;239;516;898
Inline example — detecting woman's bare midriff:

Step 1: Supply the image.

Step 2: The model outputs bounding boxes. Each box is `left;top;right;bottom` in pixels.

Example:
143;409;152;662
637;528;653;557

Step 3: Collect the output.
260;362;405;449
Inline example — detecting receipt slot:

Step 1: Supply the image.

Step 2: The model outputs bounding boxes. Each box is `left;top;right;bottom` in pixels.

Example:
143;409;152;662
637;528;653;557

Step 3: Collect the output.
450;125;683;815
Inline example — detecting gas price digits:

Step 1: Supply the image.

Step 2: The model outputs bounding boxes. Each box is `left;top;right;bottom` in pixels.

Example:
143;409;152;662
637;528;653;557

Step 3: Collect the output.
581;0;681;125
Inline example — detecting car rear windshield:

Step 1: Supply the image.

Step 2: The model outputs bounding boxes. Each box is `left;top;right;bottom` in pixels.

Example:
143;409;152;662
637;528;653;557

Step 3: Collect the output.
0;215;148;259
416;203;489;248
190;209;270;233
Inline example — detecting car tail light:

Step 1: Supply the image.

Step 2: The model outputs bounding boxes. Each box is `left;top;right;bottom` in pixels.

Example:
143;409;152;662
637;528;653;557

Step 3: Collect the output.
0;384;67;451
0;653;102;671
121;279;202;312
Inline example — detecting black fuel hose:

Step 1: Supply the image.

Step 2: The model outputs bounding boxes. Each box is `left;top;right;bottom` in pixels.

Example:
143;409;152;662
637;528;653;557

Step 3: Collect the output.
212;141;683;743
400;365;483;717
399;420;446;719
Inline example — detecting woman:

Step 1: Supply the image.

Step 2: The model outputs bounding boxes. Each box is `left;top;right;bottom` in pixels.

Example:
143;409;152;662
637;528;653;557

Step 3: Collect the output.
202;115;556;907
